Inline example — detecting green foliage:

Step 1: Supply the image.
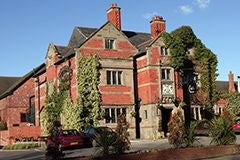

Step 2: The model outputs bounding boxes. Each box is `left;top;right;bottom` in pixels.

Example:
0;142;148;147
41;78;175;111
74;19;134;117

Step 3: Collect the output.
114;114;130;154
186;121;199;147
226;93;240;117
2;142;39;150
62;93;81;130
208;117;236;145
161;26;218;107
42;87;65;135
77;55;102;129
0;121;7;130
168;108;187;148
93;130;118;156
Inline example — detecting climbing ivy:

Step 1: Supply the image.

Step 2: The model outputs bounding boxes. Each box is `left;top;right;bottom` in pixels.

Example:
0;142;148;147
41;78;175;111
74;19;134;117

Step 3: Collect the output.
41;85;65;135
62;93;81;130
77;55;102;128
161;26;218;107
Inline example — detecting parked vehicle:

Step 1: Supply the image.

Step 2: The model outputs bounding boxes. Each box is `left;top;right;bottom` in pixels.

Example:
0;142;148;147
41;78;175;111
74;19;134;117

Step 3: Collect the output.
57;129;91;150
83;126;115;140
232;118;240;133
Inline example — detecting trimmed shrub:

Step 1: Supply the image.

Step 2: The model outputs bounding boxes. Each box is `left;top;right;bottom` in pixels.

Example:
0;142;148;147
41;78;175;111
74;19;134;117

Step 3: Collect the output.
2;142;39;150
113;114;130;154
168;108;187;148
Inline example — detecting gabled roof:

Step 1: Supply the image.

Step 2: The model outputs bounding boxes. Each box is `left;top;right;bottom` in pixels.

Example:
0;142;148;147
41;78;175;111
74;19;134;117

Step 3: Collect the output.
67;26;151;50
55;46;74;58
0;63;45;100
0;77;21;96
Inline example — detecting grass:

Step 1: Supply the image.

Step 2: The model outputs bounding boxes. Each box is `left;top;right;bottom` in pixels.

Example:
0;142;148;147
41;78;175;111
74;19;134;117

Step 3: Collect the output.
2;142;40;150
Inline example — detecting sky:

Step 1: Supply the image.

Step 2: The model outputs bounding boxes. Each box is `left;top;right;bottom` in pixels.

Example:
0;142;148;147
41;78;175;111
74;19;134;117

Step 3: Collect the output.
0;0;239;81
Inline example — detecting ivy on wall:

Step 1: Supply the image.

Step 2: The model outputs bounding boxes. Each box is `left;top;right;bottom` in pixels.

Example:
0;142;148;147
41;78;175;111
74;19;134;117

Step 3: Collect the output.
161;26;218;108
41;86;65;135
77;55;102;128
42;55;102;134
62;92;81;130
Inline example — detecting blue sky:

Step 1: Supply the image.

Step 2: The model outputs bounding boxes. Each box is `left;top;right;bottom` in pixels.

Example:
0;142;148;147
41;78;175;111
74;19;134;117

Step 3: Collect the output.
0;0;239;81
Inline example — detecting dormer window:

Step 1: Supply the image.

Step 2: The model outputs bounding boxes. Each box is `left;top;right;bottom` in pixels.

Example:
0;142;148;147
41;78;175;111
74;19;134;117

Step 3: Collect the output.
160;46;168;55
105;38;115;49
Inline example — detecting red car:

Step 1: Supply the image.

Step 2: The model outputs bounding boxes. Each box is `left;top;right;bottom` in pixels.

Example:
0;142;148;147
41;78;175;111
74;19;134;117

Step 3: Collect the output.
57;129;90;150
232;118;240;133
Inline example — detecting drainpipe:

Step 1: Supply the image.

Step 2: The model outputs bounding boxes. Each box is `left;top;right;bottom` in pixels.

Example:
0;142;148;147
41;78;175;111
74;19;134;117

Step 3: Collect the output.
37;77;40;126
133;57;140;139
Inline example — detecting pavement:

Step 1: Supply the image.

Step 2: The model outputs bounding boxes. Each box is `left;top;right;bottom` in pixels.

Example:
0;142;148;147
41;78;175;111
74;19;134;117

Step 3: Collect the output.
62;136;213;159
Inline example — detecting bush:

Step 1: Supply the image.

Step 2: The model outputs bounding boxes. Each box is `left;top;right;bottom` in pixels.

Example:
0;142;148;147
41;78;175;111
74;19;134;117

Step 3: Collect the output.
93;129;117;156
0;121;8;130
168;108;187;148
208;117;236;145
113;114;130;154
2;142;39;150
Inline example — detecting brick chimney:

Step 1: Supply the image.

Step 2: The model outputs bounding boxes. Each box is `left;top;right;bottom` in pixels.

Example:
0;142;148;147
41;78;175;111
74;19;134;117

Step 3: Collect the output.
150;16;166;39
229;71;236;93
107;3;121;30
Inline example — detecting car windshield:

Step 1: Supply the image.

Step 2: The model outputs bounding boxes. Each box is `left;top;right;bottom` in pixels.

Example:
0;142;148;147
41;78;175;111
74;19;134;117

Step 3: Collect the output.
62;130;80;136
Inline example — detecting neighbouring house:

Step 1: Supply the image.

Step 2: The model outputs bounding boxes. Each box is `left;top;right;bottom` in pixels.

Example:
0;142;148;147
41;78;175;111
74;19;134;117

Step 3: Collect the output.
0;3;232;145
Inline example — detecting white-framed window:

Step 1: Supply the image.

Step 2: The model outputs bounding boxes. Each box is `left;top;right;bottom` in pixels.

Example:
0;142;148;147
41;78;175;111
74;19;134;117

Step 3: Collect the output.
105;107;126;123
106;70;122;85
160;46;168;55
105;39;115;49
161;68;171;80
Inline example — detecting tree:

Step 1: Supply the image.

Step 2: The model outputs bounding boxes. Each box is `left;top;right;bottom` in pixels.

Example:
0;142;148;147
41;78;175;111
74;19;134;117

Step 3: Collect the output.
162;26;218;110
226;93;240;117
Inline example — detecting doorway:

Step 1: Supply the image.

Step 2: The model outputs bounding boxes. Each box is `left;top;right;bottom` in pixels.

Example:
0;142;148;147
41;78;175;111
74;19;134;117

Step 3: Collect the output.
161;108;172;136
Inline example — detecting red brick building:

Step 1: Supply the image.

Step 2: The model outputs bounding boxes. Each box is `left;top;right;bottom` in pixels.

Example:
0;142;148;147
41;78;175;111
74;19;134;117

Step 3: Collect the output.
0;4;232;145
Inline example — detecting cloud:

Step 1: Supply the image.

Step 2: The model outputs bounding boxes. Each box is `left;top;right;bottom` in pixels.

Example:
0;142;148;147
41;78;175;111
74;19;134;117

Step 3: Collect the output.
142;12;159;20
195;0;210;9
179;5;193;15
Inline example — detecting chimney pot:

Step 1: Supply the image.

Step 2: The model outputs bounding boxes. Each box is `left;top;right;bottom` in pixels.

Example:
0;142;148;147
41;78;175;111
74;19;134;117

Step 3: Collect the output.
111;3;117;7
150;15;166;39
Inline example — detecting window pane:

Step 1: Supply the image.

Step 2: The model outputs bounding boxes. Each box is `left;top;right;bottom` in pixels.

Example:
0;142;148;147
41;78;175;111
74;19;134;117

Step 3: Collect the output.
105;108;110;123
161;69;165;79
111;108;116;123
161;47;164;55
20;113;26;122
105;39;109;49
122;108;126;115
107;71;111;84
167;69;170;80
110;40;114;49
112;71;117;85
105;39;114;49
117;108;121;117
118;71;122;85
